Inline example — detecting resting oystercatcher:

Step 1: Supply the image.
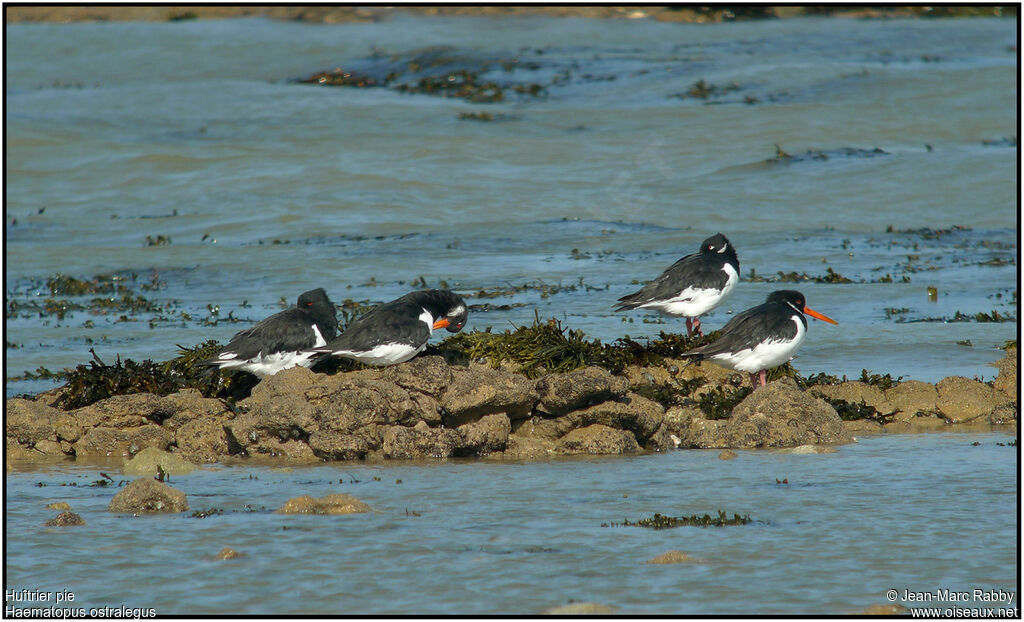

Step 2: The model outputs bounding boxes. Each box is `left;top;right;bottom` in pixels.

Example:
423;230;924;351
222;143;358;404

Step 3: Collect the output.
679;289;837;387
201;288;338;378
614;232;739;336
310;289;467;366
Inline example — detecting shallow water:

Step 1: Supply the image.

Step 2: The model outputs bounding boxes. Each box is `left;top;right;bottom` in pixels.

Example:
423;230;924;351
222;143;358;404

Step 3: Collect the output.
4;15;1018;397
5;433;1018;615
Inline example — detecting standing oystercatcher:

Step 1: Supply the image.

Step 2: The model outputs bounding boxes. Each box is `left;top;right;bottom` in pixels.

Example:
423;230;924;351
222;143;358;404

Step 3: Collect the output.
614;232;739;336
201;288;338;378
679;289;837;387
310;289;467;366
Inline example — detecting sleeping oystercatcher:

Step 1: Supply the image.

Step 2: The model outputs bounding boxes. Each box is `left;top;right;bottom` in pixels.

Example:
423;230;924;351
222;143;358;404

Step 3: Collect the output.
201;288;339;378
310;289;467;366
679;290;837;387
614;232;739;336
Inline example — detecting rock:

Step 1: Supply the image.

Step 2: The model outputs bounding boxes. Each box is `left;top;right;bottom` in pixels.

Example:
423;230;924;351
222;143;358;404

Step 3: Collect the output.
543;602;614;615
992;347;1017;399
46;502;71;510
535;367;628;416
673;378;852;449
72;425;174;458
44;511;85;527
810;382;895;417
175;416;233;464
6;398;62;450
843;419;884;434
440;364;538;425
108;478;188;514
860;604;910;615
277;493;371;515
381;424;462;459
645;550;694;564
987;403;1018;425
215;547;245;560
718;449;737;460
776;444;837;454
457;413;511;456
307;432;374;461
554;424;640;455
122;447;197;476
883;416;948;433
518;393;664;447
496;434;556;460
378;355;454;396
151;389;231;430
622;365;674;392
66;393;163;429
884;381;939;422
936;376;1011;423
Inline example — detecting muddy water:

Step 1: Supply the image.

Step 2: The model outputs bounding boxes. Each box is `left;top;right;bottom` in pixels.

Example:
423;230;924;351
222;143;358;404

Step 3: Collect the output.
2;15;1019;615
5;433;1018;615
5;15;1017;397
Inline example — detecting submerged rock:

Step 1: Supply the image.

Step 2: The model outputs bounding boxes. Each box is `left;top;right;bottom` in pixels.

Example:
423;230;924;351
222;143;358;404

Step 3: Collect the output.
45;511;85;527
718;449;738;460
122;447;197;476
645;550;695;564
215;547;245;560
108;478;188;514
46;502;72;510
277;493;371;515
543;602;614;615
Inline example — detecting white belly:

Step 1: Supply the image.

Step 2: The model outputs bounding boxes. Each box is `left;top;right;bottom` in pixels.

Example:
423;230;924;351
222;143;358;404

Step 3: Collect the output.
641;263;738;317
708;316;805;373
332;342;425;367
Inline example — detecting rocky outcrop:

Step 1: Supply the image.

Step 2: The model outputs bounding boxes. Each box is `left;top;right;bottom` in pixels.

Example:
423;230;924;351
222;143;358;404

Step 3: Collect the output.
6;351;1017;464
44;511;85;526
108;478;188;514
936;376;1013;424
669;378;853;449
277;493;371;515
122;447;197;476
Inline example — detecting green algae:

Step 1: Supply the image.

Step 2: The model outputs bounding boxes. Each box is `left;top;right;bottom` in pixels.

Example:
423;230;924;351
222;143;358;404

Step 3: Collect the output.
603;510;752;529
430;314;713;378
697;386;753;419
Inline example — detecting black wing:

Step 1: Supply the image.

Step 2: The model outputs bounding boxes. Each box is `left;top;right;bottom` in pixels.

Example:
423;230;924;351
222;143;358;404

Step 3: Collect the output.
681;302;802;359
321;300;431;353
208;308;322;362
615;251;730;310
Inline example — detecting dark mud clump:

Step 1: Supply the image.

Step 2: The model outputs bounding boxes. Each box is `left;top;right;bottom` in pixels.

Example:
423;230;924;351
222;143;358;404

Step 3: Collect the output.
603;510;752;529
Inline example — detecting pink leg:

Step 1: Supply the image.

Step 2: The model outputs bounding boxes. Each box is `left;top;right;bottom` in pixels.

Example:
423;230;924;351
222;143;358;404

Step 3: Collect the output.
748;372;758;387
685;317;694;337
692;316;703;336
759;370;767;387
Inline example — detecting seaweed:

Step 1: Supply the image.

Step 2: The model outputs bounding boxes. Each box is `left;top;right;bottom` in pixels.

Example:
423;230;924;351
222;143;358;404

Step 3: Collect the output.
602;510;752;529
696;386;753;419
858;369;901;391
818;396;891;424
55;342;260;410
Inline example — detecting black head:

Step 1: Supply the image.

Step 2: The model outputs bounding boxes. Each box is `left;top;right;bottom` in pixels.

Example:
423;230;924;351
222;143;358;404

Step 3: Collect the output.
699;233;734;256
766;290;837;324
411;289;468;333
767;290;806;311
297;288;339;332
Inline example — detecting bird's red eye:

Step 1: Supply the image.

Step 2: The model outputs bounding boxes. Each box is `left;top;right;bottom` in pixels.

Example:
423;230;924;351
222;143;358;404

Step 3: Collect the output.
306;302;313;306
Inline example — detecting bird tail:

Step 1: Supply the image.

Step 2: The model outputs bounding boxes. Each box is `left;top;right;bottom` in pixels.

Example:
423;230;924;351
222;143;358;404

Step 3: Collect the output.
612;291;645;312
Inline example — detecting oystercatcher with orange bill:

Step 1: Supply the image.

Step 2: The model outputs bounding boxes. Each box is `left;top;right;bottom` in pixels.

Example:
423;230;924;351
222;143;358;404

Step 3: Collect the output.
310;289;467;366
202;288;338;378
679;290;837;387
614;232;739;336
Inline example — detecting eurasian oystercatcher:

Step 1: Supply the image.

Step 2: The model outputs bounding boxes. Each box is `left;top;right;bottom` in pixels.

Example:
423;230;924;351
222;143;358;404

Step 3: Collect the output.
614;232;739;336
679;289;837;387
201;288;338;378
310;289;467;366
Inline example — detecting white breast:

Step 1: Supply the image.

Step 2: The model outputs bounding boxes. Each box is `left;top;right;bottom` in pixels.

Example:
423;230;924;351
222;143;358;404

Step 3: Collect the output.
708;315;805;373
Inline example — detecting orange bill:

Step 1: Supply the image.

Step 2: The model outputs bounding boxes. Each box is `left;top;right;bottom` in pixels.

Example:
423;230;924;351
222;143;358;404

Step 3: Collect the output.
432;318;451;330
804;306;838;324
